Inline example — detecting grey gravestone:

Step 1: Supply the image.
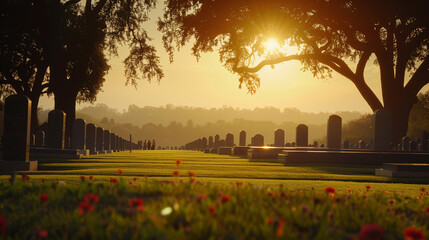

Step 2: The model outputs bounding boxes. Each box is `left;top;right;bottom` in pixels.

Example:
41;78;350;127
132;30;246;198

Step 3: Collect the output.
239;131;246;146
2;95;31;161
115;135;120;151
402;136;410;151
110;133;116;151
343;140;350;149
104;130;111;151
422;131;428;151
201;137;208;149
219;139;226;147
214;135;220;149
86;124;97;154
274;129;285;147
208;136;214;148
372;109;392;151
35;130;45;147
327;115;342;149
226;133;234;147
47;110;66;149
72;119;86;150
96;127;104;152
296;124;308;147
251;136;255;146
313;141;318;148
253;134;264;146
30;134;35;146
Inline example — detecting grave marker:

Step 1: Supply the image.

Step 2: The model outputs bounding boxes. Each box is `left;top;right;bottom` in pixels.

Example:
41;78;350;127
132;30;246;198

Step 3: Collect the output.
47;110;66;149
72;119;86;150
327;115;342;149
86;124;96;154
372;109;392;151
253;134;264;146
274;129;285;147
296;124;308;147
239;131;246;146
226;133;234;147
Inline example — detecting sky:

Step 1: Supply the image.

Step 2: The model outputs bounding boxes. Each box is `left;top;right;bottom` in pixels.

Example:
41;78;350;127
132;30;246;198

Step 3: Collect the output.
38;4;429;114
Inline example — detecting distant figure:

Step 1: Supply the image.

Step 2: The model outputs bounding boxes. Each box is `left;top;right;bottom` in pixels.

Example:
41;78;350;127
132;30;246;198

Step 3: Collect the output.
143;140;147;150
151;139;156;150
147;140;152;150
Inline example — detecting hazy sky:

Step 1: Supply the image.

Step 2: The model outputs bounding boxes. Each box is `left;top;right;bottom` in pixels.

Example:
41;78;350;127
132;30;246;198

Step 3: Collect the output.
38;4;429;114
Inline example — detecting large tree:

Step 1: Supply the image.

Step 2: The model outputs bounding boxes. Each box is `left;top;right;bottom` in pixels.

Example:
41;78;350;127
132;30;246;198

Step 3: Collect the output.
159;0;429;143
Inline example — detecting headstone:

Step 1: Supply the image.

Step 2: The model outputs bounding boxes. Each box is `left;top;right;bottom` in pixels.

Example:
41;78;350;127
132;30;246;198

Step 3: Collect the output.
35;130;45;147
86;123;96;154
47;110;66;149
30;134;35;146
274;129;285;147
72;119;86;150
358;140;366;149
402;136;410;151
253;134;264;146
327;115;342;149
285;142;291;147
96;127;104;152
214;134;220;148
397;143;402;151
219;139;226;147
251;136;255;146
239;130;246;146
343;140;350;149
2;95;31;161
313;141;318;148
104;130;111;151
372;109;392;151
226;133;234;147
115;135;120;151
296;124;308;147
320;143;325;148
410;140;417;151
291;142;296;147
201;137;208;149
422;131;428;151
208;136;214;148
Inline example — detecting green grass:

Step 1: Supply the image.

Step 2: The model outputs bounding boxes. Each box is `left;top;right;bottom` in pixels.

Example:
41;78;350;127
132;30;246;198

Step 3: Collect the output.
0;150;428;239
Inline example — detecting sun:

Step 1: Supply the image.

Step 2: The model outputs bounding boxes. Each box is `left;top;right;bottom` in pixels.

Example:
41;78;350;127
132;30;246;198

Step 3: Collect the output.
264;38;280;53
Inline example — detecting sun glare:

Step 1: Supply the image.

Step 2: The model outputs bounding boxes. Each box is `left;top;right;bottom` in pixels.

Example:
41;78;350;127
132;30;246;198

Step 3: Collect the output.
264;38;280;52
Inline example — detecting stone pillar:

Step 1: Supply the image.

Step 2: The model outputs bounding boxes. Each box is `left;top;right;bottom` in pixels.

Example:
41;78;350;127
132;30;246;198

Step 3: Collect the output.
372;109;392;151
47;110;66;149
226;133;234;147
327;115;342;149
239;130;246;146
96;127;104;152
253;134;264;146
2;95;31;161
72;119;86;150
296;124;308;147
274;129;285;147
86;123;96;154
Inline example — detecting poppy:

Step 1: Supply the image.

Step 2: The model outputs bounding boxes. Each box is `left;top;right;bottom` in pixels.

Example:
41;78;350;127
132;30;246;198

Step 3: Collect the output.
359;224;384;240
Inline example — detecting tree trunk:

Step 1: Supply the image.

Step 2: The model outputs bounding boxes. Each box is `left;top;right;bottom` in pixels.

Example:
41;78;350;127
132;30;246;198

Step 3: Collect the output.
385;96;416;145
29;94;40;133
54;88;77;148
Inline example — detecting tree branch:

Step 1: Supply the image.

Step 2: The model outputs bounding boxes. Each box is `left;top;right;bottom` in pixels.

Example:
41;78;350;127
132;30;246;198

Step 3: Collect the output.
356;51;371;80
93;0;108;15
64;0;81;8
405;57;429;98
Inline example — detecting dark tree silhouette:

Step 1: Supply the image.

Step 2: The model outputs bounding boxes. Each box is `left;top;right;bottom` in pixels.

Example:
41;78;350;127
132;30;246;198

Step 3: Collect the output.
0;0;49;132
159;0;429;143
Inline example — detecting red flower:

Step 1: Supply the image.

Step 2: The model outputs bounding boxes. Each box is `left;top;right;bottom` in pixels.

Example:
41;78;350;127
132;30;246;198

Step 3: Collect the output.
80;176;85;181
40;193;48;204
188;171;195;177
359;224;384;240
21;174;30;181
179;179;183;183
276;219;285;236
176;160;182;166
365;185;371;191
425;206;429;213
267;191;276;198
266;217;273;225
169;180;175;184
324;187;335;194
0;214;7;236
347;188;352;193
197;194;207;202
110;177;118;184
208;205;216;214
78;201;94;215
191;178;197;183
221;194;230;203
235;181;243;186
117;169;123;174
404;227;425;240
83;193;99;204
41;178;45;183
89;176;94;180
133;177;138;181
36;228;48;238
420;187;425;192
129;198;144;211
172;170;179;176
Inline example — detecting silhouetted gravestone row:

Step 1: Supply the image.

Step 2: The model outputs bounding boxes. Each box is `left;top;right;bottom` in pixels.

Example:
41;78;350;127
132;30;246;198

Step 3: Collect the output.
0;94;146;172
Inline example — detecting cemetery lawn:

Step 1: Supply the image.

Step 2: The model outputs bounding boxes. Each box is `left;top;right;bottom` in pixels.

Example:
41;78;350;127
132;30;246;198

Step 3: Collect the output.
0;150;429;239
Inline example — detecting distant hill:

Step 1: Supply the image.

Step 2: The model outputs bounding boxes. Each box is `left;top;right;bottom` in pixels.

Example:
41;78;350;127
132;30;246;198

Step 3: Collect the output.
37;104;363;147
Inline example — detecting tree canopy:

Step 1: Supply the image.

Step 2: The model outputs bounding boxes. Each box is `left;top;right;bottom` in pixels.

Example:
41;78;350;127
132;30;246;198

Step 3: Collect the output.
159;0;429;142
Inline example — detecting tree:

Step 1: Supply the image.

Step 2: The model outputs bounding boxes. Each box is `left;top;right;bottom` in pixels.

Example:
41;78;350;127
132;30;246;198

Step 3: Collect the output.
159;0;429;143
35;0;163;139
0;0;50;132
